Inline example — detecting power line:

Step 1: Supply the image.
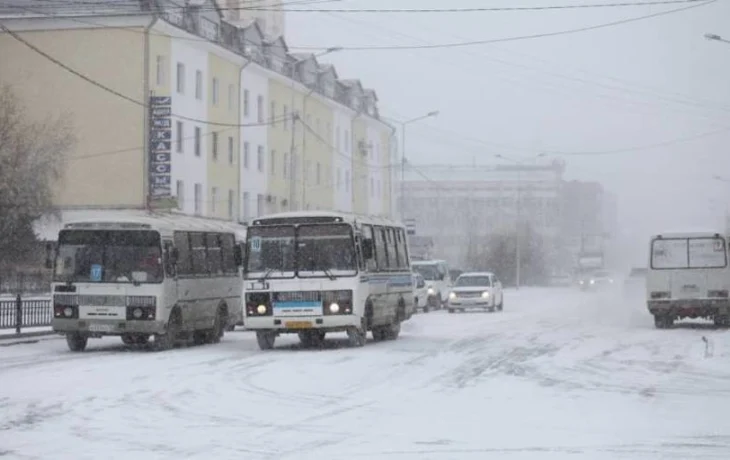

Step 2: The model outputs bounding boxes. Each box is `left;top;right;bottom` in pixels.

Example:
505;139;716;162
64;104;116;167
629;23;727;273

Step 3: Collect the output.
0;22;284;128
17;0;709;14
288;0;717;50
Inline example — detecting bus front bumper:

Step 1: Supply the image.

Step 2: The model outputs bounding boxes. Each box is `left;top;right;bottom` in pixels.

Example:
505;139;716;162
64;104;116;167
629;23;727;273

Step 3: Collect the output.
647;299;730;318
52;318;167;336
244;315;360;333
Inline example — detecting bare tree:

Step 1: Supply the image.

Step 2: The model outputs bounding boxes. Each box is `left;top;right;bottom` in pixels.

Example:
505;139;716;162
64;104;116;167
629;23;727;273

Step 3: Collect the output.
0;84;75;265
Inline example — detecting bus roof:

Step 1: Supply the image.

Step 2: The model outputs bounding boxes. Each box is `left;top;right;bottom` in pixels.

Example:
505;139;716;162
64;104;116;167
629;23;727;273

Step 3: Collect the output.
652;230;725;239
57;210;247;239
250;210;405;228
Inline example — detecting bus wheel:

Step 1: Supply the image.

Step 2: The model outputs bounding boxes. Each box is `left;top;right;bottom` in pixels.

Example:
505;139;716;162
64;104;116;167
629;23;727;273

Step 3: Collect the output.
209;307;227;344
654;314;673;329
256;331;276;350
714;315;729;327
385;321;401;340
346;325;367;347
155;310;181;351
371;327;387;342
121;334;135;346
66;333;88;352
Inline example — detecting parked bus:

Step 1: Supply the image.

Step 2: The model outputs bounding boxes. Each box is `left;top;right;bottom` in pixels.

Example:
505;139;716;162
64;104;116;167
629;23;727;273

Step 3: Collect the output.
647;231;730;328
48;211;245;351
242;211;415;350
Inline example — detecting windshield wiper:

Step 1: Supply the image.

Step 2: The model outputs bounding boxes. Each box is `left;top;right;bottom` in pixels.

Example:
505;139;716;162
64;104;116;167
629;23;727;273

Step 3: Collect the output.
258;267;276;282
322;268;337;281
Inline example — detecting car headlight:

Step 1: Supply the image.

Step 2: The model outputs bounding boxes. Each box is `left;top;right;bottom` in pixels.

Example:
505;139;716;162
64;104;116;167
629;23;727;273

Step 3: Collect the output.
449;292;456;300
579;280;584;284
427;287;435;295
481;291;490;298
590;279;595;285
329;302;340;313
257;304;267;314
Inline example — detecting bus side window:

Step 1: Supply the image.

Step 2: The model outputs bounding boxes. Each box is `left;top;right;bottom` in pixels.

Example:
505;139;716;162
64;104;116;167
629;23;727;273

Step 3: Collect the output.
361;224;377;272
173;231;193;276
163;240;176;277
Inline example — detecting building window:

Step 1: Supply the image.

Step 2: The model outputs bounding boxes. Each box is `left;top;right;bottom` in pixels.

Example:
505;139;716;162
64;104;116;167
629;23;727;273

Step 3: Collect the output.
256;95;264;123
243;89;249;117
370;177;374;197
194;127;201;156
194;183;202;215
176;180;184;210
228;189;234;219
344;129;349;152
337;168;341;190
212;77;219;106
242;192;250;221
283;152;289;179
211;187;218;214
227;84;234;111
316;162;321;185
270;100;276;125
257;145;264;172
176;121;183;153
270;150;276;176
212;132;218;161
316;118;321;134
176;62;185;94
283;105;288;130
228;136;234;165
257;193;264;217
345;170;350;193
326;122;331;139
336;128;340;150
195;70;202;100
156;55;165;86
243;141;250;168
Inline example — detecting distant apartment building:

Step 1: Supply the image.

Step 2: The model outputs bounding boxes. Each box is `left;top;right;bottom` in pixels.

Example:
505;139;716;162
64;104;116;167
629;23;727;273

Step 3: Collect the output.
401;161;566;268
0;0;393;232
218;0;285;38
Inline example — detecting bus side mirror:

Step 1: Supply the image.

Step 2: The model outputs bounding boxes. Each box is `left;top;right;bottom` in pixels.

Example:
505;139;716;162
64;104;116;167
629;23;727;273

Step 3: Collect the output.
44;242;53;270
234;244;243;267
362;240;374;260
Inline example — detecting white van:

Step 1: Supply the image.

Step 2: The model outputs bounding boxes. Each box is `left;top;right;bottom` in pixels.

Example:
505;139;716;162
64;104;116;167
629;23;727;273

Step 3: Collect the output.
411;259;452;309
646;231;730;328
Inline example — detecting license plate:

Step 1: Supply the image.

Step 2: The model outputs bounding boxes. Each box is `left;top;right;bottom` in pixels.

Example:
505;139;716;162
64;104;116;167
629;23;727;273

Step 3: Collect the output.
88;323;113;333
285;321;312;329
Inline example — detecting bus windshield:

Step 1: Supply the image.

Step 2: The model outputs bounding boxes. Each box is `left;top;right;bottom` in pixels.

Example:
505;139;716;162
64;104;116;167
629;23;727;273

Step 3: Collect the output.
54;230;163;284
245;223;356;279
651;237;727;269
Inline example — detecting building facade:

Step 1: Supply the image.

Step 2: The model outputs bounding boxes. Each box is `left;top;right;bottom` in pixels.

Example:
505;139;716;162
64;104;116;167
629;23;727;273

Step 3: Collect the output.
0;0;393;227
219;0;285;38
401;161;566;269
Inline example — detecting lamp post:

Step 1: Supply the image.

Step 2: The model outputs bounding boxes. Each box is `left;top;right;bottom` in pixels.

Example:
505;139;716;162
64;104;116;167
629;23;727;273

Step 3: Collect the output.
495;153;547;289
397;110;439;220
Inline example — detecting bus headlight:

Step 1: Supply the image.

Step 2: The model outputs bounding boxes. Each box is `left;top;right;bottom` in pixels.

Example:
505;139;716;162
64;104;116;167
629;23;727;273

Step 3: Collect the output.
132;308;143;319
257;304;267;314
449;292;456;300
329;303;340;313
427;287;435;295
481;291;490;299
63;307;73;317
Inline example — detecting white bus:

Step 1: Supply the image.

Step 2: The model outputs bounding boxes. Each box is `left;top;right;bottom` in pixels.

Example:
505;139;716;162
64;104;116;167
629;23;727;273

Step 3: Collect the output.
647;231;730;328
48;211;245;351
242;211;415;350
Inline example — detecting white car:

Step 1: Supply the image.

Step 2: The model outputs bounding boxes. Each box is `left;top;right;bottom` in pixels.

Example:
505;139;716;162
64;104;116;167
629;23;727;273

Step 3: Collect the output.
447;272;504;313
412;273;431;313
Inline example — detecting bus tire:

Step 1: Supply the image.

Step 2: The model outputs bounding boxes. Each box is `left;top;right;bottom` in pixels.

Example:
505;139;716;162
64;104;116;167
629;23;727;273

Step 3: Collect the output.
347;319;367;347
256;331;276;350
155;309;181;351
66;333;88;352
654;314;673;329
209;305;228;344
385;321;401;340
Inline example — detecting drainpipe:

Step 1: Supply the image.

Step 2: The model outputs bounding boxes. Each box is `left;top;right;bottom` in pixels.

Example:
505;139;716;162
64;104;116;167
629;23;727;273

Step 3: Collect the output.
142;17;157;211
237;58;253;223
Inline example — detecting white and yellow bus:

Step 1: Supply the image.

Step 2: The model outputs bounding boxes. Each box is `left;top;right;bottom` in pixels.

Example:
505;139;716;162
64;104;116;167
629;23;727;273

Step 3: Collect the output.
48;211;245;351
242;211;415;350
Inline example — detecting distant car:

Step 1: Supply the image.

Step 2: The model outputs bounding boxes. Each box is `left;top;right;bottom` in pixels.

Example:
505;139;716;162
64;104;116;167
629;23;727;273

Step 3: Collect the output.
412;273;431;313
578;270;616;291
447;272;504;313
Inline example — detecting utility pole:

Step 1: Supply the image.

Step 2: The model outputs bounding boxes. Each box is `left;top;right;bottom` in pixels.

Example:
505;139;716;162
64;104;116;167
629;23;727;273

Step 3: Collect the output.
515;168;522;289
288;112;297;210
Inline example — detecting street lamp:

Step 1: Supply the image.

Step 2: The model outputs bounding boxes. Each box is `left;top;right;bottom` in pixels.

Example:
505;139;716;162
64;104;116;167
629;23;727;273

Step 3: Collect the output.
495;153;548;289
398;110;439;219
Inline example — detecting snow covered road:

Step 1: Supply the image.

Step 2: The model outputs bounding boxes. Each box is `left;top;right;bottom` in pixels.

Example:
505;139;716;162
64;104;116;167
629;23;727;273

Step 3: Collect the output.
2;287;730;459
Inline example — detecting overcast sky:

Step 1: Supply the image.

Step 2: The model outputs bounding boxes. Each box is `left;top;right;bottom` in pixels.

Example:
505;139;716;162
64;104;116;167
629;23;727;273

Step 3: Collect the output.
284;0;730;251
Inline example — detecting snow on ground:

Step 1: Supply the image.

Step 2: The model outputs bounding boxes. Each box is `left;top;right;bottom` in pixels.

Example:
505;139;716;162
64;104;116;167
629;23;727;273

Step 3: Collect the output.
2;287;730;459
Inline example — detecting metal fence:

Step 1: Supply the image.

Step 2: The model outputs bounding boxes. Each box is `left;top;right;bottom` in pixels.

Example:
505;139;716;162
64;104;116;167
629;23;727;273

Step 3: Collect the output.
0;296;53;332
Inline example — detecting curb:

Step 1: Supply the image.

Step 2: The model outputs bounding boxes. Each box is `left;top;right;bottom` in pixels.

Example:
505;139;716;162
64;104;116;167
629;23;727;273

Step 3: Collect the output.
0;330;57;341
